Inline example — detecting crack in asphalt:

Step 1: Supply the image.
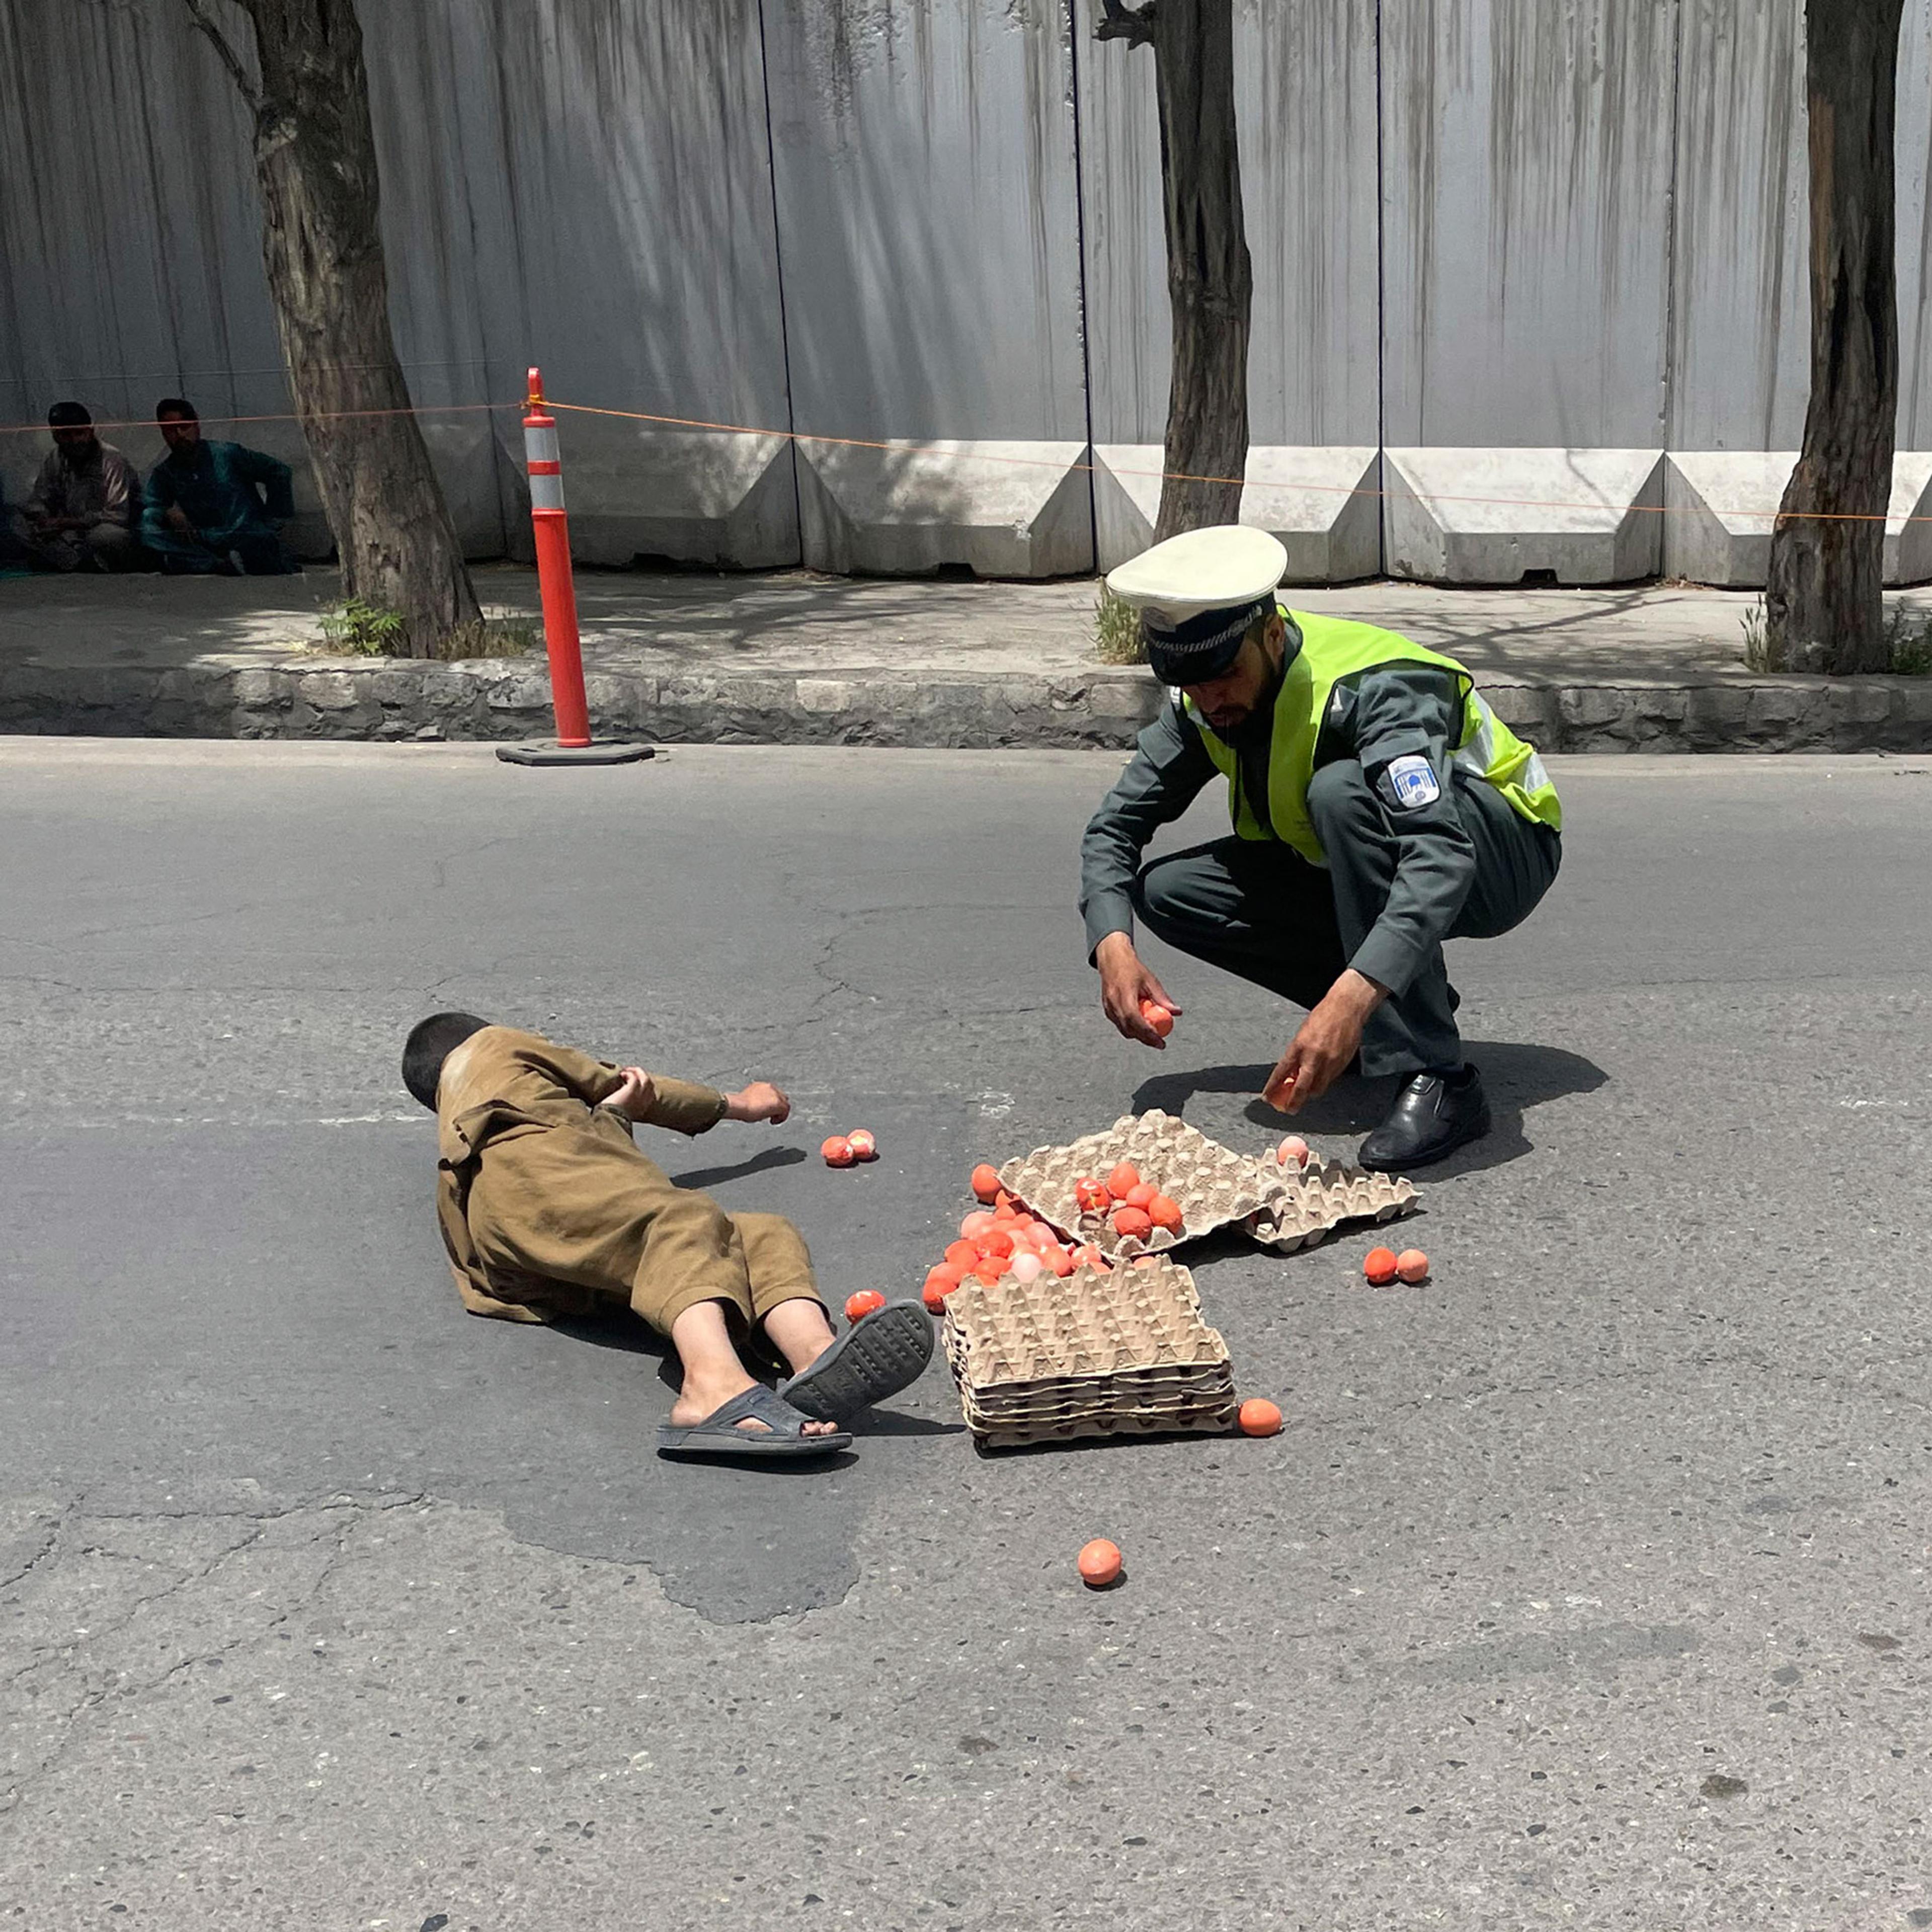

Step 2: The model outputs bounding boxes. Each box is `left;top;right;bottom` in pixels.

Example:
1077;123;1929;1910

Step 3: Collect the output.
0;1490;429;1819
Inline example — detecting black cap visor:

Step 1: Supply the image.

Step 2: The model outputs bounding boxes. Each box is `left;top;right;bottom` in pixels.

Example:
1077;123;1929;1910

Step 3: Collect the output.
1143;596;1272;685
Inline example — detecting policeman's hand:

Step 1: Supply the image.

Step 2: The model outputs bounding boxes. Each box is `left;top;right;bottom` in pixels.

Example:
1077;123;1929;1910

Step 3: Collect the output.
603;1066;657;1119
1095;932;1182;1050
1261;971;1386;1113
726;1081;791;1125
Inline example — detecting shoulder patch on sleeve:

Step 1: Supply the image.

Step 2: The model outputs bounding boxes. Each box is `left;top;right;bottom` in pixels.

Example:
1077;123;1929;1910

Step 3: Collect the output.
1381;753;1441;810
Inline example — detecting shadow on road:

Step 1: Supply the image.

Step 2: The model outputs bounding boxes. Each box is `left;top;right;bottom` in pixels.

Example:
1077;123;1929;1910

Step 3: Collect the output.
667;1144;808;1190
1132;1038;1608;1177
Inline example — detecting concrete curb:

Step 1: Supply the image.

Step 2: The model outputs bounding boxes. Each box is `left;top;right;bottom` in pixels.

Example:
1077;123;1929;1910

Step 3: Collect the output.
3;655;1931;753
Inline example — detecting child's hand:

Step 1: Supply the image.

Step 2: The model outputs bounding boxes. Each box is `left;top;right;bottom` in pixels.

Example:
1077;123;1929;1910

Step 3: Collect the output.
603;1066;657;1120
726;1080;791;1125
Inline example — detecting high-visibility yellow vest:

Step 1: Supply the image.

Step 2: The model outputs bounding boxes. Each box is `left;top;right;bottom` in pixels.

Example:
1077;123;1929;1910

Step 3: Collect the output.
1185;607;1562;866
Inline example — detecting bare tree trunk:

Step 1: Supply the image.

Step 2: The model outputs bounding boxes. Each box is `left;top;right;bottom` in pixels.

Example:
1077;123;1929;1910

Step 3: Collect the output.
1098;0;1252;540
183;0;478;656
1765;0;1904;675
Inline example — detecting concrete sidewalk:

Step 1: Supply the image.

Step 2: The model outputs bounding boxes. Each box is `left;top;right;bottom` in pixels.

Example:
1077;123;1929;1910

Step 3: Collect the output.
3;561;1930;750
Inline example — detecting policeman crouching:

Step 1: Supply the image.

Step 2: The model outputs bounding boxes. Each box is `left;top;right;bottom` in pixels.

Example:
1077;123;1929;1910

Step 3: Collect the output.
1080;526;1562;1169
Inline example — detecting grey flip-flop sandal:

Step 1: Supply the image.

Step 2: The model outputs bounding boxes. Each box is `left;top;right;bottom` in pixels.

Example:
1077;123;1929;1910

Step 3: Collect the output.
778;1301;935;1423
657;1384;851;1461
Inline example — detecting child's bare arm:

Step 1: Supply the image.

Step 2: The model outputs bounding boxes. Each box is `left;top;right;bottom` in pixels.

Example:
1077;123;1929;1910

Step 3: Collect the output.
599;1067;788;1134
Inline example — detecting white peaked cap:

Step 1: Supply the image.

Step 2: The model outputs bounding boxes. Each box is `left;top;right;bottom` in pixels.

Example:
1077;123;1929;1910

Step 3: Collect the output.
1104;525;1287;630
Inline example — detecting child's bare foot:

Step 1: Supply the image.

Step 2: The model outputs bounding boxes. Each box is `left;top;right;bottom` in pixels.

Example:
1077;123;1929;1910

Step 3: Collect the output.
670;1367;840;1437
667;1302;841;1437
763;1297;838;1375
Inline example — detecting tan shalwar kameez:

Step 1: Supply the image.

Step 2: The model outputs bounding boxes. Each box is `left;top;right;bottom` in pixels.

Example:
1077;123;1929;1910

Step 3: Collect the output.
434;1026;821;1335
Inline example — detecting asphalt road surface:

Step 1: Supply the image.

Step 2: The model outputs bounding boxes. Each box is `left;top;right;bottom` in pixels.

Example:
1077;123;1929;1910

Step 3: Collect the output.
2;740;1928;1932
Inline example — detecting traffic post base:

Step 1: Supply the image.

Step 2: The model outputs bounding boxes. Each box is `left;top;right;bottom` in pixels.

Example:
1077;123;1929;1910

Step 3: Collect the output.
496;740;656;767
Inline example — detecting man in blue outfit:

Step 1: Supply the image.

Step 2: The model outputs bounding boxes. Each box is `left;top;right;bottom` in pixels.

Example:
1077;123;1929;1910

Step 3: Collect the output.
140;397;300;575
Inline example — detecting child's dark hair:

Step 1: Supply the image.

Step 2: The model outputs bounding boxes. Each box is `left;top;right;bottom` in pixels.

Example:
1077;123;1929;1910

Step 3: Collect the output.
403;1011;490;1110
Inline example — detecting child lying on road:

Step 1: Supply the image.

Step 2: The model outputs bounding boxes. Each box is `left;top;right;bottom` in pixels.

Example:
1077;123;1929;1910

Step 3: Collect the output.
403;1014;931;1462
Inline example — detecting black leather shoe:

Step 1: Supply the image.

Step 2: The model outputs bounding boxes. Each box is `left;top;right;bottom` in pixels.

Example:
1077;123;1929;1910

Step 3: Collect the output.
1358;1065;1491;1170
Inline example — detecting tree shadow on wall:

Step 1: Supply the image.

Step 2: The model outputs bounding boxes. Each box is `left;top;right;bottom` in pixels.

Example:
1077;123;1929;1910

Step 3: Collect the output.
1131;1038;1607;1178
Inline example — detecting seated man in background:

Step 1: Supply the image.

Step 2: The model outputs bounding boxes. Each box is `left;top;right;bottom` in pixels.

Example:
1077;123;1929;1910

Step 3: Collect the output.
14;402;141;572
140;396;299;575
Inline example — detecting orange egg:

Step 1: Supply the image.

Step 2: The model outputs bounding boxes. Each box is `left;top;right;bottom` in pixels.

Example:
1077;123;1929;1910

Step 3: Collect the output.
960;1209;996;1239
846;1129;877;1161
1110;1205;1154;1241
1106;1161;1141;1196
1044;1244;1076;1278
971;1253;1008;1284
1147;1194;1184;1233
1009;1251;1044;1285
1237;1397;1283;1437
1074;1243;1109;1271
1363;1246;1400;1286
970;1163;1002;1203
1074;1177;1111;1215
821;1136;854;1167
994;1190;1016;1212
1140;998;1174;1039
844;1290;887;1322
978;1229;1015;1259
1077;1539;1123;1588
944;1239;980;1270
1396;1248;1430;1284
1123;1181;1156;1210
921;1270;959;1314
1276;1135;1310;1168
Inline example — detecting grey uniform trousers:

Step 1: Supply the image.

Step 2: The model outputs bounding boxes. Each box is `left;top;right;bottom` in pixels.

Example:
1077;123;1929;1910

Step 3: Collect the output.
1130;761;1560;1078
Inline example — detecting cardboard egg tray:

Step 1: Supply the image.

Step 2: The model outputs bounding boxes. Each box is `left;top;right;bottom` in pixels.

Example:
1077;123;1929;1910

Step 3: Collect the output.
996;1111;1273;1258
997;1110;1419;1260
942;1255;1236;1449
1246;1157;1420;1255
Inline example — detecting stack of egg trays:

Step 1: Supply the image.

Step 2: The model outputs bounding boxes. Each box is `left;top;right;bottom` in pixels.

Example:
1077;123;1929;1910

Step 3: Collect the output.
998;1110;1420;1261
1246;1157;1420;1254
996;1111;1275;1259
942;1254;1236;1449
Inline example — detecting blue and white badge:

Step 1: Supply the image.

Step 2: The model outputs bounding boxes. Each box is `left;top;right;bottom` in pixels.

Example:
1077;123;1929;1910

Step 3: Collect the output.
1384;754;1441;810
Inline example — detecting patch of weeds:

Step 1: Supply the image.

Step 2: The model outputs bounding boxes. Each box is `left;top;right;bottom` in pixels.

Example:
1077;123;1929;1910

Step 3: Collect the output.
1883;602;1932;674
1093;583;1145;665
1739;598;1784;674
318;597;407;656
308;603;535;661
436;617;535;662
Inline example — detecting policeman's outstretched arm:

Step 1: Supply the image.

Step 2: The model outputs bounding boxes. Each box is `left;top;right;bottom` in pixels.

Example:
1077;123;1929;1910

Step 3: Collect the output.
1261;969;1388;1113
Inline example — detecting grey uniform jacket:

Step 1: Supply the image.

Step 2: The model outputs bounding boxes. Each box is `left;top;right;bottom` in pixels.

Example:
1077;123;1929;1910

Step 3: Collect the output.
1079;638;1506;999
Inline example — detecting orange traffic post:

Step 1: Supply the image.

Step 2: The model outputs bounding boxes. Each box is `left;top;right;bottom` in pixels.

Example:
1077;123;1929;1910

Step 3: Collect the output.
497;366;651;768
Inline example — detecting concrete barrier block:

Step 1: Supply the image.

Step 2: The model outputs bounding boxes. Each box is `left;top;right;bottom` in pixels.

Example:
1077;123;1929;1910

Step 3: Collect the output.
795;440;1093;579
507;428;799;571
1092;446;1381;581
1663;451;1792;586
1886;454;1932;585
1384;448;1664;584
